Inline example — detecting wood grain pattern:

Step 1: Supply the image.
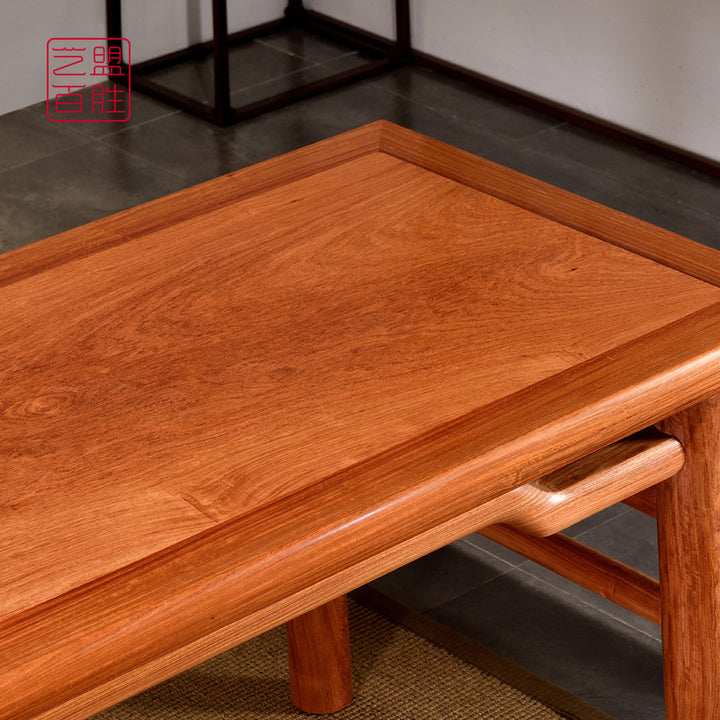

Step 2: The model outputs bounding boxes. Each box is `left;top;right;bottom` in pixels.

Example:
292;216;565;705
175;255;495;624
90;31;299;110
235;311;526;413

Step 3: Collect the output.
0;123;381;288
3;318;717;720
2;151;719;624
479;526;661;624
376;120;720;287
13;439;673;720
622;486;657;517
3;121;720;719
287;597;353;714
657;396;720;718
496;429;683;536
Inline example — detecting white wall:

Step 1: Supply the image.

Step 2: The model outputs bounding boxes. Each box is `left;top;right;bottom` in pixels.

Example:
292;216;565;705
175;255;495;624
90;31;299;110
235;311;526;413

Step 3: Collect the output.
304;0;394;39
123;0;286;63
2;0;719;163
409;0;720;164
2;0;105;114
305;0;720;164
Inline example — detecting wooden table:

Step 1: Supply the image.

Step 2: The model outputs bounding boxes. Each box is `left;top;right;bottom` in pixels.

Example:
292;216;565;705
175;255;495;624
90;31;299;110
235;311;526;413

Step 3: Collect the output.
2;121;720;719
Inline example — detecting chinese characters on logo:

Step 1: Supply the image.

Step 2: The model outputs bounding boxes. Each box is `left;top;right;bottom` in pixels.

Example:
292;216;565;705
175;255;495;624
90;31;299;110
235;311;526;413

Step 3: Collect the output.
47;38;131;122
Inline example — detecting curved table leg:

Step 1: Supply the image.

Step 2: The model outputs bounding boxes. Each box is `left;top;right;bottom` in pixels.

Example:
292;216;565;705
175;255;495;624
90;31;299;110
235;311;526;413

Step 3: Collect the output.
658;395;720;718
287;595;353;714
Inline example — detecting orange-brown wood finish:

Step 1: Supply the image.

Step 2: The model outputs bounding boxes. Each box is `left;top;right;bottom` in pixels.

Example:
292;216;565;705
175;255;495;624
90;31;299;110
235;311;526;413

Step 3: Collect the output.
622;486;657;517
378;122;720;287
4;128;720;626
2;121;720;719
657;396;720;718
492;430;683;537
287;597;353;714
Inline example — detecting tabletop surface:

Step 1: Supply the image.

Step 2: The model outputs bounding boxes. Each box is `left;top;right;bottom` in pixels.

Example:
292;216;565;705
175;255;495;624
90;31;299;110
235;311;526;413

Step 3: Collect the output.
3;121;720;627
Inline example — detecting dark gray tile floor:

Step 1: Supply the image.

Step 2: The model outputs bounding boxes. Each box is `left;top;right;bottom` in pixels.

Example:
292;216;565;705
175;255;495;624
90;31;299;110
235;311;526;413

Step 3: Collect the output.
3;28;720;720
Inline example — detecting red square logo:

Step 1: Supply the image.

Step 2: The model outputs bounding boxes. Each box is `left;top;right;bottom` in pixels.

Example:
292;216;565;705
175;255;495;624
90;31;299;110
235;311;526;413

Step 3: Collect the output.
47;38;131;122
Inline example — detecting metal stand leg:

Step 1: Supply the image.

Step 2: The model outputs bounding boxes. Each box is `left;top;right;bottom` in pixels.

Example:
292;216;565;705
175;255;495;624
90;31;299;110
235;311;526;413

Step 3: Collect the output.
105;0;412;125
211;0;232;124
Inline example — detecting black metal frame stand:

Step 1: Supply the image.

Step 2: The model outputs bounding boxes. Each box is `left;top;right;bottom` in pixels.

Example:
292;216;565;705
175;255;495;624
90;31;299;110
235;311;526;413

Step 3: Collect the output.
106;0;411;126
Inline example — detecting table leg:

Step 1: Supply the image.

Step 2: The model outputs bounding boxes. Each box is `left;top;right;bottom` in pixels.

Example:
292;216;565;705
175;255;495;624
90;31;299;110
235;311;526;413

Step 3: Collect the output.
657;395;720;718
286;595;353;713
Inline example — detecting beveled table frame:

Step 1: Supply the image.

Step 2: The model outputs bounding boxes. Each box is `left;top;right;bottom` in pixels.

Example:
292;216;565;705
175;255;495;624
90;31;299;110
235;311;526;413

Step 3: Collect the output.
2;122;720;719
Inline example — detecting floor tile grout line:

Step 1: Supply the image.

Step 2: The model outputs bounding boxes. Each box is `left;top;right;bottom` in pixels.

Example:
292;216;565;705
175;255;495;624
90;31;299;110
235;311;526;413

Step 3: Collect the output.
85;107;183;140
0;137;100;175
367;77;568;146
456;537;534;582
0;122;189;185
427;560;662;645
229;59;328;97
569;508;640;547
228;56;370;101
94;136;192;183
254;36;353;64
457;533;662;642
460;534;533;571
357;78;469;126
458;535;527;563
509;130;720;218
0;105;183;176
511;565;662;643
85;108;182;139
255;36;313;60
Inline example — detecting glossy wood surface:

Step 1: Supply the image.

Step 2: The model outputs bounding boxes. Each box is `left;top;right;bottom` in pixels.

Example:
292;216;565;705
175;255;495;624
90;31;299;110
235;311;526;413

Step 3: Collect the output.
378;121;720;287
657;396;720;718
3;133;720;625
496;430;683;536
12;438;678;720
622;486;657;517
287;597;353;714
4;121;720;719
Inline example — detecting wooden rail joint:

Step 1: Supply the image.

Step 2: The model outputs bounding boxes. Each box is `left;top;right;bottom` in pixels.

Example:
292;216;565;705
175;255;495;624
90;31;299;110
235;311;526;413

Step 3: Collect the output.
496;428;683;537
474;429;681;625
